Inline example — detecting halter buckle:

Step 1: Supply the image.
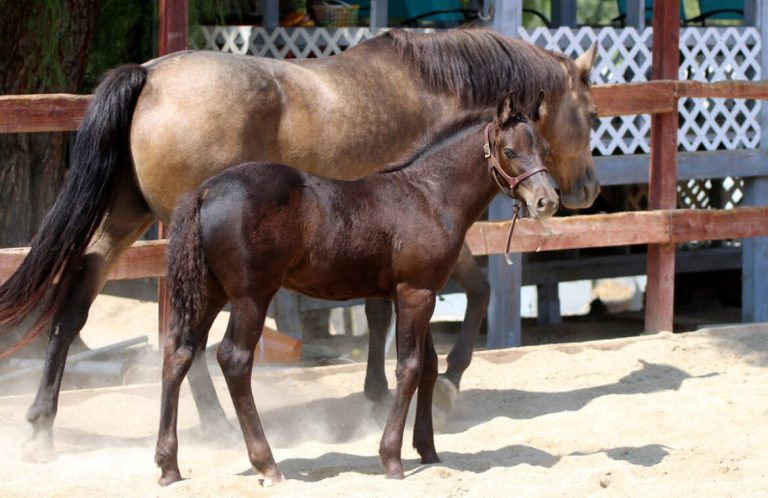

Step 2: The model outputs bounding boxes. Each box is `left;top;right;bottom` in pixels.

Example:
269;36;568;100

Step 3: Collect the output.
483;143;491;158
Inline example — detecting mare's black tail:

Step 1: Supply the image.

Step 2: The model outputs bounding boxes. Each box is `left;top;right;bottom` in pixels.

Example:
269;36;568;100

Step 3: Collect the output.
0;65;148;358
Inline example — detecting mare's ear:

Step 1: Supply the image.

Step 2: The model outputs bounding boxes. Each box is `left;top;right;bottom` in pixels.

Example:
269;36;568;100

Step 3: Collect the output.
529;90;547;122
575;43;598;82
497;91;515;127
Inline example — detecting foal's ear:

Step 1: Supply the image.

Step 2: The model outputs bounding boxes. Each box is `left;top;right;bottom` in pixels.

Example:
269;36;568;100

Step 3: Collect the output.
529;90;548;122
497;91;515;127
575;42;598;83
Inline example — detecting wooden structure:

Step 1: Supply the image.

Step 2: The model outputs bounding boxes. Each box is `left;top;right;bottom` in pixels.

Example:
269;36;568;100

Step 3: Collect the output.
2;0;768;348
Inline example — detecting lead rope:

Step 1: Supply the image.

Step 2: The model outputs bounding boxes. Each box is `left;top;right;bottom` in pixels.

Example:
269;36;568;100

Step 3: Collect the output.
504;200;521;266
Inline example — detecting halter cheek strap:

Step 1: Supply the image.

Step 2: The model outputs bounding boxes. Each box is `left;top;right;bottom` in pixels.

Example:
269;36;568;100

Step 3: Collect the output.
483;122;549;265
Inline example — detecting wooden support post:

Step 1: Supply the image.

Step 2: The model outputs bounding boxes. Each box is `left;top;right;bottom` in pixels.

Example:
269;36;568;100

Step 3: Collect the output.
537;278;561;326
645;0;679;333
551;0;577;28
626;0;645;28
262;0;279;28
370;0;388;28
742;1;768;322
158;0;188;338
487;0;523;349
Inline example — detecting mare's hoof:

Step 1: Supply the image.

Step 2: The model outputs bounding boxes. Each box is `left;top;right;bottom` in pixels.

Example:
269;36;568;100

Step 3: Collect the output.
198;418;240;446
21;434;55;463
432;376;459;428
260;469;284;487
385;469;405;480
364;383;392;405
158;469;183;486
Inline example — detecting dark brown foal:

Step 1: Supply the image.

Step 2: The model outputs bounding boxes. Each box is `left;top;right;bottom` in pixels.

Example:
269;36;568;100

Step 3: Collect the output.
156;93;558;484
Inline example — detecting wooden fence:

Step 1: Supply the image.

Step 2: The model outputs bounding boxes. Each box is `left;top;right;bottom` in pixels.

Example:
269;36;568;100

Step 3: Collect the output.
1;1;768;340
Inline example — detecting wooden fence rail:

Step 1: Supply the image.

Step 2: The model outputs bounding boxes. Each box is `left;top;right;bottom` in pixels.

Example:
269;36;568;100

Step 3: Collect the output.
3;79;768;134
2;206;767;282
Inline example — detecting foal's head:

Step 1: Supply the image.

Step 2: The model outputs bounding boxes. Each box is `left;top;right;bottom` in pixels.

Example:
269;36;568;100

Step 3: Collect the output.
487;92;559;219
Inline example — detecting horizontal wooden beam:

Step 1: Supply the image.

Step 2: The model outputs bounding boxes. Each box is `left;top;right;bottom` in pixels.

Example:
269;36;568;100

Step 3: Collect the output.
0;240;166;282
592;81;676;116
2;80;768;134
595;149;768;186
464;206;768;255
3;207;766;282
0;94;91;133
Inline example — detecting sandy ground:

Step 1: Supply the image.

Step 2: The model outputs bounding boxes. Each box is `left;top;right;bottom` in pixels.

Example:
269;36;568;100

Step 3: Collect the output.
1;295;768;497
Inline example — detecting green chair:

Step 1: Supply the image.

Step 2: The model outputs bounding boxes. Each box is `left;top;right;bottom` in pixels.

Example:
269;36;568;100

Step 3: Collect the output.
687;0;743;25
615;0;685;26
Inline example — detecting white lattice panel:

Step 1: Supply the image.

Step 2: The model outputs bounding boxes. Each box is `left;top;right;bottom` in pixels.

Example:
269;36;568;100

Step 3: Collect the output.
678;28;761;152
201;26;438;58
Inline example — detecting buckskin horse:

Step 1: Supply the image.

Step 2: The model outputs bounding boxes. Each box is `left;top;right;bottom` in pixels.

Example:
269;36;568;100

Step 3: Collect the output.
0;29;599;459
157;93;557;484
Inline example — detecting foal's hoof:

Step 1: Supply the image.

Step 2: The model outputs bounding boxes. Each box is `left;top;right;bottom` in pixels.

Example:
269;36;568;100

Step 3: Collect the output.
21;434;55;463
432;376;459;427
158;469;183;487
385;468;405;480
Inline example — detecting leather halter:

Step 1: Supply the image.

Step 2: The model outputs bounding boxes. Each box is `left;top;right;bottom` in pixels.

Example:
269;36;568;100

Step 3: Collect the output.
483;122;549;265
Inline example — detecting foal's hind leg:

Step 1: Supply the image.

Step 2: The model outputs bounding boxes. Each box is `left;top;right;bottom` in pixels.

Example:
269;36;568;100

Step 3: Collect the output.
364;298;393;402
24;182;154;462
155;288;227;486
218;296;283;485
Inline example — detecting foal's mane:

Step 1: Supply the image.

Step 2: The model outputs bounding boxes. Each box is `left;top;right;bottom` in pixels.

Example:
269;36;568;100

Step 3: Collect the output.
382;29;572;109
380;110;491;174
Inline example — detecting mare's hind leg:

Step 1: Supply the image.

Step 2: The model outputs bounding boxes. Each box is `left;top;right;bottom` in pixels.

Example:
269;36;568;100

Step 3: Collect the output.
155;285;227;486
364;298;393;402
218;296;283;485
432;244;490;421
412;330;439;464
24;180;154;461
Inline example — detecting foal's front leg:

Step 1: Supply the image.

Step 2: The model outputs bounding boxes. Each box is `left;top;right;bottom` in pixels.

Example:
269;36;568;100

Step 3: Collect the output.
379;286;436;479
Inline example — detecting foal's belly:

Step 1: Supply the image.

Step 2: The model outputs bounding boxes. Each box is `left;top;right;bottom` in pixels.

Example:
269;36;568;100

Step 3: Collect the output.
282;259;393;301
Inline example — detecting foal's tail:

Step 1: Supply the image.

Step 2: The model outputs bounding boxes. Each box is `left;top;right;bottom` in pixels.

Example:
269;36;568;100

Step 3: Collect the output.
0;65;148;359
167;189;209;334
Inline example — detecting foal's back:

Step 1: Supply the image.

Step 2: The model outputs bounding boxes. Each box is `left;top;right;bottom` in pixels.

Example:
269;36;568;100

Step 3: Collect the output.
198;161;427;301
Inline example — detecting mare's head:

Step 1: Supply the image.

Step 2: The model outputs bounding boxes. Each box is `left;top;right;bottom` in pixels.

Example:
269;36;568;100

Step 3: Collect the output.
489;92;559;219
540;44;600;209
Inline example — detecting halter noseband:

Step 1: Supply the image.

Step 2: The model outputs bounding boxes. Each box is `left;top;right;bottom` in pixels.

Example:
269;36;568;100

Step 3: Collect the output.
483;122;549;265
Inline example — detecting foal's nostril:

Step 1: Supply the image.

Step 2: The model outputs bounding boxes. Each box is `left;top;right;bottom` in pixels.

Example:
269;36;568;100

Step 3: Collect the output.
536;197;547;211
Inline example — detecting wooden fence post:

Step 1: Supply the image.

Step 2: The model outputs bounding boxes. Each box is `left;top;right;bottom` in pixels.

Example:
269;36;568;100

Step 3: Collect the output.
742;1;768;322
644;0;679;333
487;0;523;349
158;0;188;338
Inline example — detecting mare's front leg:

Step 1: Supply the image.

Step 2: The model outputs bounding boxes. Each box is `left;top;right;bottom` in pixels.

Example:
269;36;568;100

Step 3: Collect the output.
364;298;393;402
218;296;283;485
442;244;490;390
379;286;436;479
155;290;227;486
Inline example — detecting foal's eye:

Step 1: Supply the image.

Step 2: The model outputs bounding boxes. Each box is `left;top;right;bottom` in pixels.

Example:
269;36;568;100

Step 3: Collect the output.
503;148;517;159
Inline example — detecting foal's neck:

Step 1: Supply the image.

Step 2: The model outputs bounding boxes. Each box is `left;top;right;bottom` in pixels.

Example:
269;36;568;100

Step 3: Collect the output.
397;123;498;231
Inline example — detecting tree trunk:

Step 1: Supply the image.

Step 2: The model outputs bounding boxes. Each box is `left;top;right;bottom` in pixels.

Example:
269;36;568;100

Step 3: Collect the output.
0;0;101;248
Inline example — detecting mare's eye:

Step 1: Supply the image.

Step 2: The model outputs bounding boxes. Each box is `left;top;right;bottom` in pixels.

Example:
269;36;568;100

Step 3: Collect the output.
503;148;517;159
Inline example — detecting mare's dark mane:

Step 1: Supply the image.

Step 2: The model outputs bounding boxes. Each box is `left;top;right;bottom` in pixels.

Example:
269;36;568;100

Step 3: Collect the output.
382;29;571;109
378;111;491;174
